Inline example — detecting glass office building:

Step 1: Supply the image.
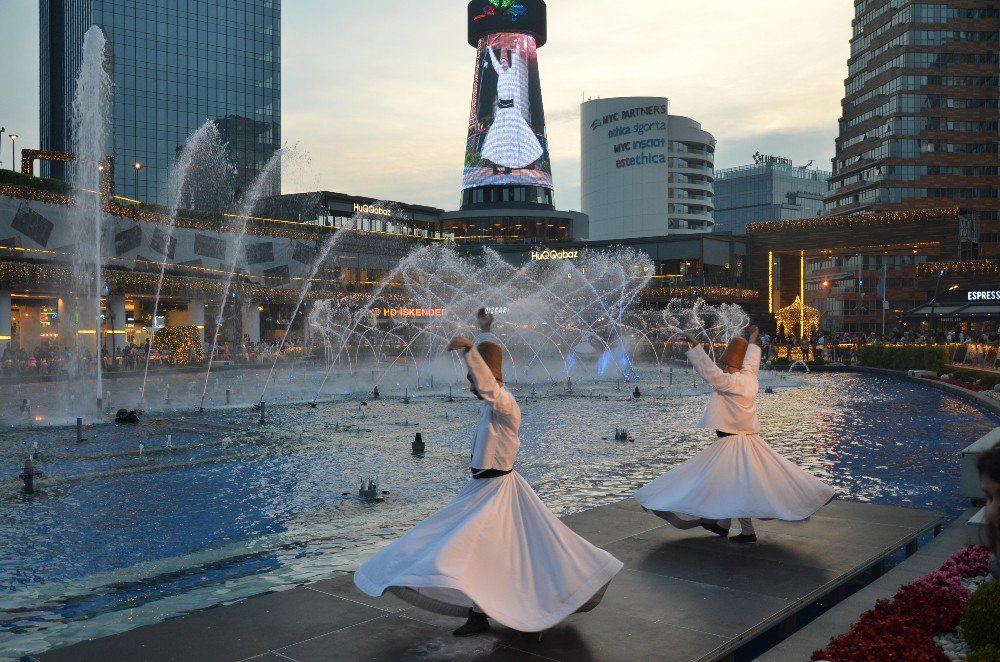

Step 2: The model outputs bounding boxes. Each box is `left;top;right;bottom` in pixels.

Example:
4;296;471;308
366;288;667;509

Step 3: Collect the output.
826;2;999;228
40;0;281;205
714;160;829;234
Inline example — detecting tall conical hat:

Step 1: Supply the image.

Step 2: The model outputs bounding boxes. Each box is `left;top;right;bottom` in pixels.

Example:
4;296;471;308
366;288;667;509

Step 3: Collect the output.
476;307;494;332
476;341;504;384
720;337;749;369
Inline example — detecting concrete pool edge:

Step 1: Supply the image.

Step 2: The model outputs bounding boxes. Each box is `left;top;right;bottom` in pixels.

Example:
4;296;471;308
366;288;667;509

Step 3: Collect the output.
33;500;944;662
755;506;979;661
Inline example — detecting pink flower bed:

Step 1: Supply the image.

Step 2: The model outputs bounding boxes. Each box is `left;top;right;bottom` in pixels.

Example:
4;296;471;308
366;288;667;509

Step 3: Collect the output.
812;546;992;662
921;375;992;392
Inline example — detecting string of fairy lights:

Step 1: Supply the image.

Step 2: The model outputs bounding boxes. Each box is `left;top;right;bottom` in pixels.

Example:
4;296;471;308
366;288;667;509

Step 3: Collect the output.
0;261;360;304
1;181;435;244
152;326;203;363
775;296;820;334
746;208;961;234
642;286;759;302
919;260;1000;276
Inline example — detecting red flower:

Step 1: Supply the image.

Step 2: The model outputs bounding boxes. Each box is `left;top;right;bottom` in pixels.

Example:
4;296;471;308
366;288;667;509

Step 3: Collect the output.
812;546;991;662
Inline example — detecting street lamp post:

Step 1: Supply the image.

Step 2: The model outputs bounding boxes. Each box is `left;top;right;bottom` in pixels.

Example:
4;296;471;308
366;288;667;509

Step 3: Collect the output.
133;162;142;200
0;128;5;168
929;268;946;341
9;134;18;173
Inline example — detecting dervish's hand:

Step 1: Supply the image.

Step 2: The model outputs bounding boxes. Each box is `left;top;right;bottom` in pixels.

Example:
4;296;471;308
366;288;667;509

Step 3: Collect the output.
747;325;760;345
447;336;473;352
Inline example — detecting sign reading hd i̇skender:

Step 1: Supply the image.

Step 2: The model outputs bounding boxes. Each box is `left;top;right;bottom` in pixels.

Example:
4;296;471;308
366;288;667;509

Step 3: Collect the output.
462;5;552;191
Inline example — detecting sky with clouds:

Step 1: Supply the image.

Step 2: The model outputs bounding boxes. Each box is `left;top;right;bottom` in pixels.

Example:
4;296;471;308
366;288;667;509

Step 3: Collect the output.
0;1;853;211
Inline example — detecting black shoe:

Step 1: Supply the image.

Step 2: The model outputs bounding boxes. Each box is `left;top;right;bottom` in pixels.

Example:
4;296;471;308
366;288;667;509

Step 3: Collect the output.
453;609;490;637
701;521;729;537
729;533;757;543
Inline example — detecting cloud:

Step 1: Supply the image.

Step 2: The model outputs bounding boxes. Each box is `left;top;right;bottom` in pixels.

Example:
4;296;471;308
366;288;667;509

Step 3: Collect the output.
1;0;852;212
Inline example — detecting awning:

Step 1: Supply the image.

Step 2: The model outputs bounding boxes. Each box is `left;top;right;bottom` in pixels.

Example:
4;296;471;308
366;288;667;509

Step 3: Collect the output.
959;305;1000;316
904;304;966;316
903;302;1000;320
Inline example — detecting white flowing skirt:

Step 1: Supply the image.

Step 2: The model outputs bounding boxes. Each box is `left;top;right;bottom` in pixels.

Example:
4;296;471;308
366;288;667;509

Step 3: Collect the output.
634;434;835;524
482;107;543;169
354;471;623;633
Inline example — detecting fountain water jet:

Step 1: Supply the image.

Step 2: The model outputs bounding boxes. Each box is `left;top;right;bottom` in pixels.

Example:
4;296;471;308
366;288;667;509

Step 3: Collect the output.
139;122;228;408
197;150;283;411
255;211;362;407
68;26;113;416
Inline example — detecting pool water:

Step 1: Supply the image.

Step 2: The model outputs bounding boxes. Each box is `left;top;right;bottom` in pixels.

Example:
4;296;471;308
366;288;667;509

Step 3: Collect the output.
0;370;994;658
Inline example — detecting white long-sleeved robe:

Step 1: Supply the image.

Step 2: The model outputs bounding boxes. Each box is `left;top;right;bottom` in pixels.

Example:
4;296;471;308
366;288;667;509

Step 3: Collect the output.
466;344;520;471
481;44;543;169
353;344;623;631
634;341;835;523
686;343;761;435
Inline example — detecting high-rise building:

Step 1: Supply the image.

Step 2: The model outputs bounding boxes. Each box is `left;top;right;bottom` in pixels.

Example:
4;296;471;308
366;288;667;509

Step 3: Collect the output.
714;157;830;235
581;98;715;241
40;0;281;205
826;1;999;251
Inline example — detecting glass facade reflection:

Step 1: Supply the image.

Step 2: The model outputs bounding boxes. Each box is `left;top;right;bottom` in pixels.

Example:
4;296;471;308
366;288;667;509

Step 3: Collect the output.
714;162;829;234
41;0;281;205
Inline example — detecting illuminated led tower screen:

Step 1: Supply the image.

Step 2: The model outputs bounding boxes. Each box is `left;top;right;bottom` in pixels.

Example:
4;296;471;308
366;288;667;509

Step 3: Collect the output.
462;0;552;193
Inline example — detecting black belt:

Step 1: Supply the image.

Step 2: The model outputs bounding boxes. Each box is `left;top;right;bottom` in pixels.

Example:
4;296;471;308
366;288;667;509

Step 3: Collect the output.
497;98;514;109
472;468;512;479
716;431;737;438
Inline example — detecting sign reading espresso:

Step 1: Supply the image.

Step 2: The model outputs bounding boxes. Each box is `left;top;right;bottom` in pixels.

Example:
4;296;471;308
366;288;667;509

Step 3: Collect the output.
531;249;580;261
968;290;1000;301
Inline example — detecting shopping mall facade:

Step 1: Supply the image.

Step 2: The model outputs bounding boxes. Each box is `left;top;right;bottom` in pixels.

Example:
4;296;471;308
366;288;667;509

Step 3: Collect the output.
5;0;995;356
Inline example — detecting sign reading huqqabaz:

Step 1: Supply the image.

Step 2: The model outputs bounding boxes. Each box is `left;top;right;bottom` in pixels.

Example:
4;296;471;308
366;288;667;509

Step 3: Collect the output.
461;30;553;192
531;248;579;261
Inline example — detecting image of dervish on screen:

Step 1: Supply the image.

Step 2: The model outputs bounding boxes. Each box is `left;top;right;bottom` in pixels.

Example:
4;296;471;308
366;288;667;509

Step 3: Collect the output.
462;32;553;190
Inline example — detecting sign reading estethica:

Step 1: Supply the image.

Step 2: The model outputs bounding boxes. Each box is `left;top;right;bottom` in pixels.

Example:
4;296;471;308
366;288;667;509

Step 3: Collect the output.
531;249;579;261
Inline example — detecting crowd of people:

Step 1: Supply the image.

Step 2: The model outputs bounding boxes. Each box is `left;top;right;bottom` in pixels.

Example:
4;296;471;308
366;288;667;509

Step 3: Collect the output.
0;334;321;376
0;341;95;376
758;326;1000;363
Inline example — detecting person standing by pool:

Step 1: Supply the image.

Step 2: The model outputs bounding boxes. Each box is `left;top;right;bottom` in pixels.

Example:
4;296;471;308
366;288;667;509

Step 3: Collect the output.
354;337;623;636
978;442;1000;578
635;325;835;542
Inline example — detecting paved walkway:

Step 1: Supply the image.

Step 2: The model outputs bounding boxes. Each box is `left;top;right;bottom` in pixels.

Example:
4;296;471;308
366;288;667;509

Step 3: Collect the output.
37;499;942;662
756;507;977;661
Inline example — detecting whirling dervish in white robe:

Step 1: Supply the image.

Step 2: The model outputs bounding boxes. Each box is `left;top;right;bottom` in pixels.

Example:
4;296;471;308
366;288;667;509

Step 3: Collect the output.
354;338;623;635
635;327;835;542
481;37;543;171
